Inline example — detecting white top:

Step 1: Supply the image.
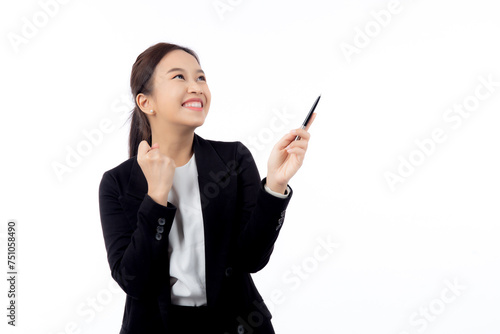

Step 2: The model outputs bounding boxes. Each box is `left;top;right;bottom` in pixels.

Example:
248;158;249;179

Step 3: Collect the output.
167;153;207;306
167;152;290;306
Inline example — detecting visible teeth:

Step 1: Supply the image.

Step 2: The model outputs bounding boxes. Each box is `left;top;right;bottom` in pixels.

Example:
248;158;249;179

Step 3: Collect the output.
183;102;202;108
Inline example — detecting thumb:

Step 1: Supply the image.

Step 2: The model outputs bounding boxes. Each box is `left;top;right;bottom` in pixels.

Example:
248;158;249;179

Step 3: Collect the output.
137;140;151;158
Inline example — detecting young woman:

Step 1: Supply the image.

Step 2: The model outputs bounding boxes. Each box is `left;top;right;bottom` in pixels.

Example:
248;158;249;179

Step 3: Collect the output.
98;42;315;334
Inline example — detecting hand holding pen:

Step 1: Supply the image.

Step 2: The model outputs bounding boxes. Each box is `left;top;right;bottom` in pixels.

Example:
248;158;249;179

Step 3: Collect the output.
266;95;321;194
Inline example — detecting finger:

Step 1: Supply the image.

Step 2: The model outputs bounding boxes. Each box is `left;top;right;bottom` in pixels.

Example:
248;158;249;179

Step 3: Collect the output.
285;147;306;161
304;112;317;132
285;137;308;150
276;125;313;149
293;128;311;141
137;140;151;157
286;141;307;153
148;143;160;152
274;131;300;150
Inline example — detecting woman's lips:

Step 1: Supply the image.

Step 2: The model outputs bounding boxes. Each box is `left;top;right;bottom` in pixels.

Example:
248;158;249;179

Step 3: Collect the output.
182;99;203;111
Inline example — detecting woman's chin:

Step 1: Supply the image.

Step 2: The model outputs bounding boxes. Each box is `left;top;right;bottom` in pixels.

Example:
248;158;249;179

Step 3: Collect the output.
186;118;206;129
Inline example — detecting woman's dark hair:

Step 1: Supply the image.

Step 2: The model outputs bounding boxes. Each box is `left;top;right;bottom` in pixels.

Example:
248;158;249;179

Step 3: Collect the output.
128;42;200;158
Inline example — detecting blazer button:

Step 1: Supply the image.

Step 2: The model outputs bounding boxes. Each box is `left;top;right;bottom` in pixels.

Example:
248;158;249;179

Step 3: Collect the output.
157;226;164;233
237;324;245;334
155;233;162;241
225;267;233;277
158;218;166;226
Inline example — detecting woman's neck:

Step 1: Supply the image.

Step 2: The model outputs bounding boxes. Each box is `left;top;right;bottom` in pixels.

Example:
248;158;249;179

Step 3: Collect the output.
151;126;195;168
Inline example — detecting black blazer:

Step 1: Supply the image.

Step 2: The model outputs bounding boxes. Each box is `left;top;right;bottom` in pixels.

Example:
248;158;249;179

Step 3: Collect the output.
98;133;293;333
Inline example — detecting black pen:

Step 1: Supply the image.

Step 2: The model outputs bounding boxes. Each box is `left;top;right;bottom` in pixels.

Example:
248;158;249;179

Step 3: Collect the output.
295;94;321;141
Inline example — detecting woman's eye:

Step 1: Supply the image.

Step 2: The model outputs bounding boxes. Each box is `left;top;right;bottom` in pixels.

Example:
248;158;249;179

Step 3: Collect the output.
198;76;206;82
173;74;184;79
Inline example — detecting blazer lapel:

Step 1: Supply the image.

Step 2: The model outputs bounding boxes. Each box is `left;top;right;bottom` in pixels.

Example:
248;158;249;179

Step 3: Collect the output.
193;133;235;307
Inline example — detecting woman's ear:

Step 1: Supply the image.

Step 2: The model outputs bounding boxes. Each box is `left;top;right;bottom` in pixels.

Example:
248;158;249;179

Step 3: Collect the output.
136;93;154;114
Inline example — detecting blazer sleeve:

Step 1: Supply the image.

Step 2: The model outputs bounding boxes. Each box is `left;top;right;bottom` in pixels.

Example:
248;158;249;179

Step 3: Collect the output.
98;170;177;299
234;141;293;273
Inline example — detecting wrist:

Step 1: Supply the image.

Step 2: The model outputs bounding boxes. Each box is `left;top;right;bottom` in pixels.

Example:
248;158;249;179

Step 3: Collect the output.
147;191;169;206
265;177;287;195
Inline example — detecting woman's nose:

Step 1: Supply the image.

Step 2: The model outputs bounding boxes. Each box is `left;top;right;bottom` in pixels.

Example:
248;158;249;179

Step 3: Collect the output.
187;81;203;94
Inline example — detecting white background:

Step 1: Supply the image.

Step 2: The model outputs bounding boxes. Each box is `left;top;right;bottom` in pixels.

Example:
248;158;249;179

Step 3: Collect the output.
1;0;499;333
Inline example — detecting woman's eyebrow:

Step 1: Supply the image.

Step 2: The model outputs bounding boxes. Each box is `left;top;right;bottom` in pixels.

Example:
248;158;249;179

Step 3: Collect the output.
166;67;205;74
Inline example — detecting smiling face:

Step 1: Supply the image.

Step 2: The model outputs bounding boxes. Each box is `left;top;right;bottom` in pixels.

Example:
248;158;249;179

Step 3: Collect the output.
137;49;211;131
